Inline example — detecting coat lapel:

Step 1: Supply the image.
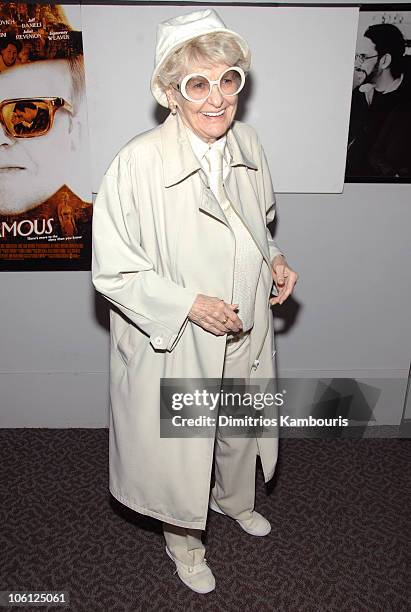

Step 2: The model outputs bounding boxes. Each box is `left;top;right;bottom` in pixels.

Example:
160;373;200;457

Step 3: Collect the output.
199;176;229;225
161;112;201;188
161;112;228;225
224;168;272;269
160;113;271;265
225;126;272;267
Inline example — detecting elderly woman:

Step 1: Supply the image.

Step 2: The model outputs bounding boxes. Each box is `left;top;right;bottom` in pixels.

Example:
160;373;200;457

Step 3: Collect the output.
92;8;298;594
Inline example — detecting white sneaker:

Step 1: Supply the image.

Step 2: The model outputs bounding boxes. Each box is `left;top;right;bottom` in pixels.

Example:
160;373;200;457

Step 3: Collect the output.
209;496;271;537
165;546;216;594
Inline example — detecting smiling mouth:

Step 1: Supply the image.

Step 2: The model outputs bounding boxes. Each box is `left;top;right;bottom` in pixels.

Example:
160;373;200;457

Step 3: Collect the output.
201;109;226;118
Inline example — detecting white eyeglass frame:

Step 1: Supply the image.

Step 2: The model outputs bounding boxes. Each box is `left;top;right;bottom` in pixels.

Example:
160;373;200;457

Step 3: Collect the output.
173;66;246;103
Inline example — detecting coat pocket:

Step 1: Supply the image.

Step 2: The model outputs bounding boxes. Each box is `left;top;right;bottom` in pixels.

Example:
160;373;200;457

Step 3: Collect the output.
116;322;147;368
116;324;133;367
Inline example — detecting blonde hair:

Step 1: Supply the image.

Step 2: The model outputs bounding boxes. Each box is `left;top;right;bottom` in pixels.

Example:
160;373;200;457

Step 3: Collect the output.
156;32;250;90
68;55;85;114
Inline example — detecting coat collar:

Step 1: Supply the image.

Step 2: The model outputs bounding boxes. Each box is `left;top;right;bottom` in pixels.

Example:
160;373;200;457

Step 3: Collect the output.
161;112;258;188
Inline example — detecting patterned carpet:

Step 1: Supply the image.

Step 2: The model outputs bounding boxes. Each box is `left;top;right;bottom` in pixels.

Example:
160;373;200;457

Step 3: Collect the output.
1;429;409;612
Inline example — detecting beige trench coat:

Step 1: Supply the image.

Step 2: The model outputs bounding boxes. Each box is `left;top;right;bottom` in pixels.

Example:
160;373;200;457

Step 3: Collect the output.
92;112;284;530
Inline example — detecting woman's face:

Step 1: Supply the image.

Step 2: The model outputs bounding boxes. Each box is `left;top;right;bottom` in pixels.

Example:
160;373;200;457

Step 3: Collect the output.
166;62;239;144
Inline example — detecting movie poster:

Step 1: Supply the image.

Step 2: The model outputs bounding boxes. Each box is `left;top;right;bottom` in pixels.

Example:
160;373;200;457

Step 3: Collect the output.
0;3;92;271
345;5;411;182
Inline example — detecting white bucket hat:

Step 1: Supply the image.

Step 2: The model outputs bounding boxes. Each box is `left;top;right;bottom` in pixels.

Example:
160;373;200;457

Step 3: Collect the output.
150;8;251;108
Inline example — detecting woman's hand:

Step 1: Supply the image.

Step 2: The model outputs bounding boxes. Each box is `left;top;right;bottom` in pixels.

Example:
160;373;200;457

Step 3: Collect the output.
269;255;299;306
188;294;243;336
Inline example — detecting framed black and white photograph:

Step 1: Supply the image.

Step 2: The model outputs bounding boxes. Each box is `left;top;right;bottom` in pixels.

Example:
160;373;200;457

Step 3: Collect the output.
345;4;411;183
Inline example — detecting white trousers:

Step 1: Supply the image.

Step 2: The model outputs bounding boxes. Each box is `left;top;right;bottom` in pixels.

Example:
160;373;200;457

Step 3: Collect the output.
163;331;259;565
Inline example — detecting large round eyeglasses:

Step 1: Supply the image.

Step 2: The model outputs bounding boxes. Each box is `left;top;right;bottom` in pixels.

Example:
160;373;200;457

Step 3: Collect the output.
173;66;245;103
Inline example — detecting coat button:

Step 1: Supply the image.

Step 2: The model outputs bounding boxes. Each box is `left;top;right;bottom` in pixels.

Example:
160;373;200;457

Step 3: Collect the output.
154;336;163;346
252;359;260;371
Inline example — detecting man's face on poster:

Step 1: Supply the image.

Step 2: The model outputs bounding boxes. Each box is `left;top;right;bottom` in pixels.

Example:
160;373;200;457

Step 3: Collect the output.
18;47;30;64
1;43;18;67
0;59;77;215
354;36;382;86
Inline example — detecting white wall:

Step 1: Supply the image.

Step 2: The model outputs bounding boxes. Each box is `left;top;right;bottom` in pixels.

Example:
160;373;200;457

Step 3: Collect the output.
0;2;409;427
82;4;358;193
1;181;409;427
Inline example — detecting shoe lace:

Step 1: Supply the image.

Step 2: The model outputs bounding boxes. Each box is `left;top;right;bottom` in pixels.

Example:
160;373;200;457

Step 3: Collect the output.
174;557;209;575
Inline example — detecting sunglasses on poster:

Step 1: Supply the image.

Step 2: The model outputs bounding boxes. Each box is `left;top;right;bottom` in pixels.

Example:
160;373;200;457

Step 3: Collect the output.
0;97;73;139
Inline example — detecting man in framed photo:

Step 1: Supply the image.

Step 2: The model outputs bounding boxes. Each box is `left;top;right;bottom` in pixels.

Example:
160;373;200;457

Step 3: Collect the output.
346;23;411;179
